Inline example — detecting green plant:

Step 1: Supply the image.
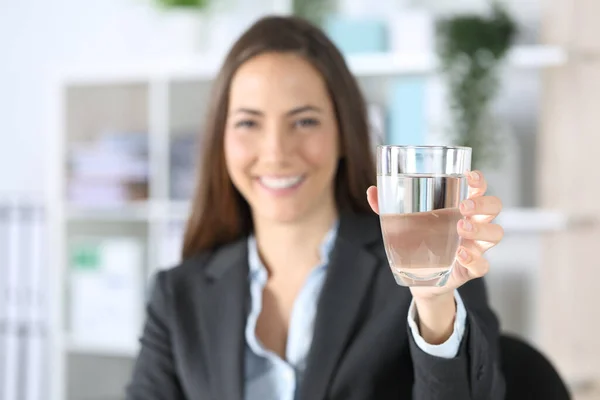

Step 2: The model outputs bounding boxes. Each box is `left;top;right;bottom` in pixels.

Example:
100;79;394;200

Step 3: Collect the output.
154;0;209;9
292;0;334;27
435;3;517;169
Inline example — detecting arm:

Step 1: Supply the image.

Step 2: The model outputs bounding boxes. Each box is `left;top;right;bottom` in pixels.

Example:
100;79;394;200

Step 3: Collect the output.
126;271;186;400
408;278;505;400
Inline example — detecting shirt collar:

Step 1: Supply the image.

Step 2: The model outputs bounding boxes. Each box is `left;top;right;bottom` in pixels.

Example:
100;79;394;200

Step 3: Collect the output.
247;220;339;280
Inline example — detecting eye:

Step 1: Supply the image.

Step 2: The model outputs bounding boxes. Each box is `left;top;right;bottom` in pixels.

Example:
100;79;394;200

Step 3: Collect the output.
235;119;257;129
294;118;320;129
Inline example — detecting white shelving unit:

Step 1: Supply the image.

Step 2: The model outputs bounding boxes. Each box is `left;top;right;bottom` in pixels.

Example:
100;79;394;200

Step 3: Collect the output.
59;45;567;85
46;46;571;400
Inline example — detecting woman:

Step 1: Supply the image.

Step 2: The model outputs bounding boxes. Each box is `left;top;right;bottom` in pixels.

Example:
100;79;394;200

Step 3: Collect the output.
127;15;505;400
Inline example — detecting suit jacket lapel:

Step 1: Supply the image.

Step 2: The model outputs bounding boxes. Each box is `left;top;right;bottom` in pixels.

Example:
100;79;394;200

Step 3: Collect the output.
299;213;382;400
194;238;249;400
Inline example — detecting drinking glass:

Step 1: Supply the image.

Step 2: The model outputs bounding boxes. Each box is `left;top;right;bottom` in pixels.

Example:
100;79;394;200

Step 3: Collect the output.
377;145;472;287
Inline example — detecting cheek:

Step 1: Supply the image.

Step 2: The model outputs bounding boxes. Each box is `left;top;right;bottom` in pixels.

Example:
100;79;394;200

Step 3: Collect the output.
224;133;253;180
303;131;339;171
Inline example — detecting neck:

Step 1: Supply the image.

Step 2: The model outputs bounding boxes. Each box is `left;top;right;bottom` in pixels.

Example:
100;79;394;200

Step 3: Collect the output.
253;205;338;277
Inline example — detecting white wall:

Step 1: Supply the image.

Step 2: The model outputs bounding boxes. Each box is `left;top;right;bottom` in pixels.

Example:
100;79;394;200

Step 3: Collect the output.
0;0;155;194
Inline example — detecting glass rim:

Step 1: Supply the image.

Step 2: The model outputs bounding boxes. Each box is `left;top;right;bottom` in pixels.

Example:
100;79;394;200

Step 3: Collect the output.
377;144;471;151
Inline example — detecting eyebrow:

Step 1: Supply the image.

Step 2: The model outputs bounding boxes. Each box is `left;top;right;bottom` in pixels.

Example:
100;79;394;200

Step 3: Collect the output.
233;105;323;117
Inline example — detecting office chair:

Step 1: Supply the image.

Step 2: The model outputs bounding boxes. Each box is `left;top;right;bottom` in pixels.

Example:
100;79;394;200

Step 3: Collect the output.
500;334;572;400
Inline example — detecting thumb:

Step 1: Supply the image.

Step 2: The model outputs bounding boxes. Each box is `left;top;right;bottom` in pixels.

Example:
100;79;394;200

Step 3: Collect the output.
366;186;379;215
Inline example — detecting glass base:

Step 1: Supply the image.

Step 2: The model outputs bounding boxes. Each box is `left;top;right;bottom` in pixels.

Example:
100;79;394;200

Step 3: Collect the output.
391;266;452;287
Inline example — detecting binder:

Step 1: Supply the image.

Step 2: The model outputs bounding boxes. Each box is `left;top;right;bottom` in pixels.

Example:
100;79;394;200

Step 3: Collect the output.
0;199;47;400
24;204;46;400
387;77;428;146
0;204;8;400
2;199;20;400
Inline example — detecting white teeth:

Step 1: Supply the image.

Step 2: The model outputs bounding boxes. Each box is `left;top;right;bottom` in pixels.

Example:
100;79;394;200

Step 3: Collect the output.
259;176;303;190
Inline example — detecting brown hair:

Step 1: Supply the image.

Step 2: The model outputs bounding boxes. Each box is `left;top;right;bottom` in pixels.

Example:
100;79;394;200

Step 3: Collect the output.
182;15;376;259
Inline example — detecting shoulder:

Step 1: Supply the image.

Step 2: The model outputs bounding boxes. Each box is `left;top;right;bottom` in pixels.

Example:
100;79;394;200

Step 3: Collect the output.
338;209;381;232
154;236;249;294
337;211;384;253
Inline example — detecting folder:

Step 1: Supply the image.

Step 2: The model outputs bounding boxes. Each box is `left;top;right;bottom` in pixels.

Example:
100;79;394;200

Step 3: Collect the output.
387;77;428;146
2;200;20;400
0;200;47;400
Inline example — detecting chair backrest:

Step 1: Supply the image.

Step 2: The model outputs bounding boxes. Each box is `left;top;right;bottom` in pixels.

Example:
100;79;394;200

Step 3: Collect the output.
500;334;571;400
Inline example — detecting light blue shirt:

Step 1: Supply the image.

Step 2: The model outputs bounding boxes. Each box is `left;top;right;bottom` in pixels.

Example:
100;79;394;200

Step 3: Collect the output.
243;223;467;400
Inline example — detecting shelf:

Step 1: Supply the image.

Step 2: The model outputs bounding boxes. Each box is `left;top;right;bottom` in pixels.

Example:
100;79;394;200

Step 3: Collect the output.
66;202;151;221
495;208;568;233
64;200;581;234
168;200;192;221
59;45;568;85
168;203;579;233
348;45;567;76
67;339;139;358
496;208;596;233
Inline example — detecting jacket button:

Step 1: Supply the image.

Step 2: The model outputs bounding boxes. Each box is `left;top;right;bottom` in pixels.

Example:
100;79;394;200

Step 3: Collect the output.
476;365;485;381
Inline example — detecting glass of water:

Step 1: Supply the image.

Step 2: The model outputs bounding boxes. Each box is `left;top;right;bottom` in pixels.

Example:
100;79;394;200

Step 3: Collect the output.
377;145;472;287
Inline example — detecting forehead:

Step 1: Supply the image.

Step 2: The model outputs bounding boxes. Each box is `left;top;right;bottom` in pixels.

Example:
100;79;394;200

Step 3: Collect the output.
228;52;332;110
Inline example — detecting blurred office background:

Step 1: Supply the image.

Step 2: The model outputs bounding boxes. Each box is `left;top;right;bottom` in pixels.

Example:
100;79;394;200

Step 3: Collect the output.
1;0;599;399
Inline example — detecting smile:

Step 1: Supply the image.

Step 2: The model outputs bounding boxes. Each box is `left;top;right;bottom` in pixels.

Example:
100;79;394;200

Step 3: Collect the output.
258;175;305;190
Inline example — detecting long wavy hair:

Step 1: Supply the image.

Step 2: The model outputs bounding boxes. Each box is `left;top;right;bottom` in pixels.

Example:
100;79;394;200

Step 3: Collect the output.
182;15;376;259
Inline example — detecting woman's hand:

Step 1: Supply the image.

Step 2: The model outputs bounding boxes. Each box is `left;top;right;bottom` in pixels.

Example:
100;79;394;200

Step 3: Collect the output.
366;170;504;343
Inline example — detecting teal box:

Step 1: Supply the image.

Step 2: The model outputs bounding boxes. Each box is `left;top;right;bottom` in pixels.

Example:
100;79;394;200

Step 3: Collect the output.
387;77;427;146
324;17;387;54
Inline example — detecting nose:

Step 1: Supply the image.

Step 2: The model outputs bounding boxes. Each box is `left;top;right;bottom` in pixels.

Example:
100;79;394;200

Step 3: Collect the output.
261;121;293;162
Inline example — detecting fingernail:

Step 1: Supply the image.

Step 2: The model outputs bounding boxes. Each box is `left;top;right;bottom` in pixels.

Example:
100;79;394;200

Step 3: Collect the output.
462;199;474;210
458;248;469;262
470;171;480;181
461;219;473;231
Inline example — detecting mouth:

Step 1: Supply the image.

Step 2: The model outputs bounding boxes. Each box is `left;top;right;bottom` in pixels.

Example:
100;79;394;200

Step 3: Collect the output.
257;175;305;191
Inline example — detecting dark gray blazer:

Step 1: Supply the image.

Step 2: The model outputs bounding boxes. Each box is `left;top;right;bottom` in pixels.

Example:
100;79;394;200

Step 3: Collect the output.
126;212;505;400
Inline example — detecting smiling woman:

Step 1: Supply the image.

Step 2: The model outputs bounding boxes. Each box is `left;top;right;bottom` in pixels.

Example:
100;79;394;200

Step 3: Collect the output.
126;15;509;400
181;17;376;256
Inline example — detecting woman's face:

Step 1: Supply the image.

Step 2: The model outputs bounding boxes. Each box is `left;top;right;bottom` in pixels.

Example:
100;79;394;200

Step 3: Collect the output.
224;52;340;225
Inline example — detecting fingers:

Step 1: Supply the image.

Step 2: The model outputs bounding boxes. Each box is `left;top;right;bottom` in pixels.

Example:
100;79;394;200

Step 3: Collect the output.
459;195;503;220
458;218;504;244
467;170;487;197
456;240;490;278
366;186;379;214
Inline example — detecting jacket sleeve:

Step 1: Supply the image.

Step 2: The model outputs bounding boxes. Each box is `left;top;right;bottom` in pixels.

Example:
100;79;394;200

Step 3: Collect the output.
126;271;186;400
408;278;506;400
407;290;467;358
